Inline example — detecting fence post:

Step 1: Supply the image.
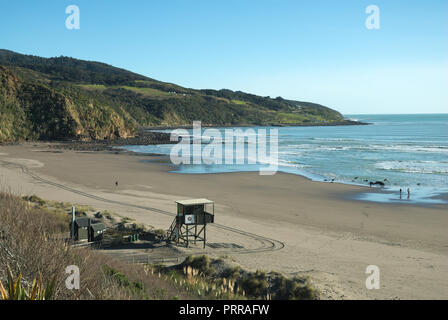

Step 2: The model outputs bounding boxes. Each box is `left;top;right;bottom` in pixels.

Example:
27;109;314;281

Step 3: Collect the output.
71;206;75;240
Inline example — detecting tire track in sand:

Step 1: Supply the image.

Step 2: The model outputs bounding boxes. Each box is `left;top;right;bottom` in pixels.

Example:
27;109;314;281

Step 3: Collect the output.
1;160;285;259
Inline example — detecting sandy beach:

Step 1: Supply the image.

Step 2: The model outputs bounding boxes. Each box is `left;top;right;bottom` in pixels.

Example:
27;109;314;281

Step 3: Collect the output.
0;142;447;300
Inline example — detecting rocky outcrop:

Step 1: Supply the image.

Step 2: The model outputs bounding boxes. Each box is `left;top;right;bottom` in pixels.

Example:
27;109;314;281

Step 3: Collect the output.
0;66;135;142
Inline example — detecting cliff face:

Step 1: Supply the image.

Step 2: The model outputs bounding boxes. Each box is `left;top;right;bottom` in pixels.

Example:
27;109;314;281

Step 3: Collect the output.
0;66;134;142
0;49;352;143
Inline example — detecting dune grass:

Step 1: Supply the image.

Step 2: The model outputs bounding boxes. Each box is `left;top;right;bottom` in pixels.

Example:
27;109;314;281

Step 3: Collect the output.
152;255;319;300
0;191;196;300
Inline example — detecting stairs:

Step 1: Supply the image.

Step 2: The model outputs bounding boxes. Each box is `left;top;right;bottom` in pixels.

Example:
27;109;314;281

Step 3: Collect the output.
166;218;178;242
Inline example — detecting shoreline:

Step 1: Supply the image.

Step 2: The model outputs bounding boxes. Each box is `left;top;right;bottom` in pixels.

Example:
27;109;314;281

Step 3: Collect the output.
9;137;447;206
142;119;370;130
118;146;448;207
1;142;448;299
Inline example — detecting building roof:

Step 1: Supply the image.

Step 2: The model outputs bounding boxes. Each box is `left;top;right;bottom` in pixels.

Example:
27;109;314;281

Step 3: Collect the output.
90;223;106;232
175;198;214;206
74;217;90;228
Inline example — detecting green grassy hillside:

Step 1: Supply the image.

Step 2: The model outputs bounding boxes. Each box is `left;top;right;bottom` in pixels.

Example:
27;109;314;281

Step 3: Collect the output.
0;49;350;142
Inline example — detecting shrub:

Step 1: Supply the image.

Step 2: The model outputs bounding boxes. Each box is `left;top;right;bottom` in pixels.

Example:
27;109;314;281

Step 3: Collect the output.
103;265;146;297
182;255;214;276
22;194;46;206
270;274;318;300
238;270;268;298
0;265;55;300
221;266;242;280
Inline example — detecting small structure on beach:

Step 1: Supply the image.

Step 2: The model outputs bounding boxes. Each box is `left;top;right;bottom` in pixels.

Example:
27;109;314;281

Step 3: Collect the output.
70;217;106;242
89;222;106;242
71;217;90;241
167;198;215;248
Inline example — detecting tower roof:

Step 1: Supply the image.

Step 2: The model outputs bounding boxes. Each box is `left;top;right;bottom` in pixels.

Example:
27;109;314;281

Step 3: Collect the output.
175;198;214;206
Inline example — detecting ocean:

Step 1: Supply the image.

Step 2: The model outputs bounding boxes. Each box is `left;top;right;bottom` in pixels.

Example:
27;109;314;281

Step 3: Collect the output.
120;114;448;204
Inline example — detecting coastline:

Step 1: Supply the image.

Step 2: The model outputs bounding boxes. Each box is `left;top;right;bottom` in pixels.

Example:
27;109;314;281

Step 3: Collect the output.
1;142;447;299
143;119;370;131
116;145;448;207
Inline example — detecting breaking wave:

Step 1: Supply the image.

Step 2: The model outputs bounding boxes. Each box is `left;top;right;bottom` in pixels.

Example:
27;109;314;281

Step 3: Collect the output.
375;161;448;174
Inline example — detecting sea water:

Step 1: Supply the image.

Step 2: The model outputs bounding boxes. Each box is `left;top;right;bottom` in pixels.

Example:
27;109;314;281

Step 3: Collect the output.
121;114;448;204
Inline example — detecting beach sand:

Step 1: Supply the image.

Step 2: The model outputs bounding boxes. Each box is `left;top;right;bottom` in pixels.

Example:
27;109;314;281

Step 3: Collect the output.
1;142;447;299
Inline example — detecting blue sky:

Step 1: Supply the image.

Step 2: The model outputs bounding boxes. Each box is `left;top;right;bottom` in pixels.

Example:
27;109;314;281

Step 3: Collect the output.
0;0;447;114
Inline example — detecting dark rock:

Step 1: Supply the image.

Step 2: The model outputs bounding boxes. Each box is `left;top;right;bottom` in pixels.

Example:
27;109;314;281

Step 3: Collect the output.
94;212;103;219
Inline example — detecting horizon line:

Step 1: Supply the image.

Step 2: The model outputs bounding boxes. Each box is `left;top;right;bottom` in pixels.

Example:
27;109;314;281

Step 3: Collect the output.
343;113;448;115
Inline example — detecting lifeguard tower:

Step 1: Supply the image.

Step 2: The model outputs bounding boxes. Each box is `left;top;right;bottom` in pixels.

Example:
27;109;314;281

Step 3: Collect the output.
167;199;215;248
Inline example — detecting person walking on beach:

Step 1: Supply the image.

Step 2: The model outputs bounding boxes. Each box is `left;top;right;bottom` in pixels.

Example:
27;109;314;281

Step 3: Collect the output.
115;181;118;188
407;188;410;199
400;188;402;199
